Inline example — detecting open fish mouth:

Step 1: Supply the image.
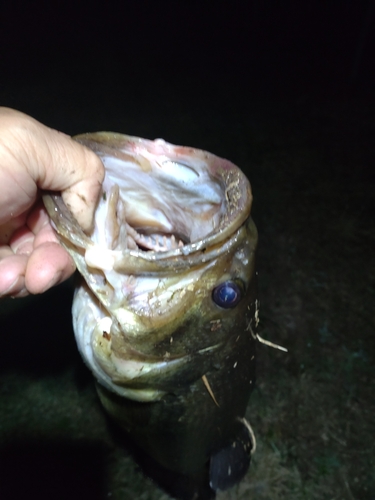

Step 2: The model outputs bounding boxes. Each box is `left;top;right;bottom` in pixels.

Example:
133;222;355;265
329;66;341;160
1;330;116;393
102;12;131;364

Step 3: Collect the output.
77;133;250;257
45;133;251;268
43;133;256;402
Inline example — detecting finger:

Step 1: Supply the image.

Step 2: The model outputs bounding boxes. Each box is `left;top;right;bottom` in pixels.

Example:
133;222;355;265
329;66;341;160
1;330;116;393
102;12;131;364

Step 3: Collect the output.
11;202;76;294
25;199;68;254
9;226;34;255
8;199;50;255
25;241;75;294
26;200;58;243
0;108;104;231
0;254;28;296
0;245;14;259
0;213;28;245
28;122;104;231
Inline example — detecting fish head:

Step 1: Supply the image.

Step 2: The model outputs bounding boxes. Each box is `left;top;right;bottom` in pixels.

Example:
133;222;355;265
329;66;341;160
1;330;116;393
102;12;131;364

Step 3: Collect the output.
43;133;258;402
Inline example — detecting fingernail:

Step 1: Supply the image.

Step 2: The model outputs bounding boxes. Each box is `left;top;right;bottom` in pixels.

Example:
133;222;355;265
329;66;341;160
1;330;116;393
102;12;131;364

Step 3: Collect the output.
0;276;23;297
10;287;28;298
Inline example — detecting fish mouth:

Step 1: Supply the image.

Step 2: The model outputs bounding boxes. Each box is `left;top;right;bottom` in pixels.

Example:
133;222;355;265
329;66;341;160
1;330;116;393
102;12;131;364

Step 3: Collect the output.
44;133;252;272
79;133;252;261
96;181;193;254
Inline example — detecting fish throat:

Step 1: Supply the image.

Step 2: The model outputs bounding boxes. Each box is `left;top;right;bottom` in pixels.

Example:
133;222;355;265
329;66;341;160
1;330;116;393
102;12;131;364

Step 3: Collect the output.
91;137;240;258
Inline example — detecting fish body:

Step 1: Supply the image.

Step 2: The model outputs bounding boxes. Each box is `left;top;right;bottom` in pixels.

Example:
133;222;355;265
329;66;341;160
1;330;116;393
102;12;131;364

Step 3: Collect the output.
43;134;258;499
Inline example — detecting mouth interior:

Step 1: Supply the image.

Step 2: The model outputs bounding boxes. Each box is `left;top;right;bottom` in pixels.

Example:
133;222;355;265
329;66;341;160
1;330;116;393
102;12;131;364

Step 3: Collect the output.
91;150;225;253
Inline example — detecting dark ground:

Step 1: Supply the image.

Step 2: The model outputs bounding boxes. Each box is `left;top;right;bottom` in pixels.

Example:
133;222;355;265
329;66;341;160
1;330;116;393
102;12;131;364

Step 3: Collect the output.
0;2;374;499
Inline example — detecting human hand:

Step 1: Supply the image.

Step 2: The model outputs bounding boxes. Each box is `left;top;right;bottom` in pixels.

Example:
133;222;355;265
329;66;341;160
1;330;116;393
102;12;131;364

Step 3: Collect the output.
0;108;104;297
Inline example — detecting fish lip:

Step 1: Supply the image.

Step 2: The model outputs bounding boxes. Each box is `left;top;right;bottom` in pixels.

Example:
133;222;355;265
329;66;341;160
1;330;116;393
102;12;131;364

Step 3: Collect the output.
111;342;221;365
77;224;252;282
89;319;223;400
43;192;252;274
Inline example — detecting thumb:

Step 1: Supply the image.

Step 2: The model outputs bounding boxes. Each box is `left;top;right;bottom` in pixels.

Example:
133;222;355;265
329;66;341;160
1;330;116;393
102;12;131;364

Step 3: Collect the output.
0;108;104;231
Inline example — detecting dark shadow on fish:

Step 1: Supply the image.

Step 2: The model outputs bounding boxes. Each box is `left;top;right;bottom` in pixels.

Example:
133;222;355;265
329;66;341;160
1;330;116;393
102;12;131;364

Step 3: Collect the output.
209;420;253;491
103;398;211;500
104;400;254;500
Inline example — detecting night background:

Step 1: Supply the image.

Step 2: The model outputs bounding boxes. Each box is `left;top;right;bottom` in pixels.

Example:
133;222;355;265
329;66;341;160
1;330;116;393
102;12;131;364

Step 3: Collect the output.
0;1;374;499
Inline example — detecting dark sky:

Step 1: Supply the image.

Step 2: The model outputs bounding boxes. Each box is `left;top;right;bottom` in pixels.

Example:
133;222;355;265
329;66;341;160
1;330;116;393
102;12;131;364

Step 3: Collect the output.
1;0;374;100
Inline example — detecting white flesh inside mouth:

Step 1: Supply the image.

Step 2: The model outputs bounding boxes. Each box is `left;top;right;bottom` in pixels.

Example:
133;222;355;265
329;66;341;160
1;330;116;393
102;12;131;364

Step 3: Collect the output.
91;142;225;254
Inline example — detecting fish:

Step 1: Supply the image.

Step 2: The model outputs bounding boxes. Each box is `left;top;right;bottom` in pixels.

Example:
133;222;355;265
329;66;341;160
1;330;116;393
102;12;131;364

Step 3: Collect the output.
43;133;259;500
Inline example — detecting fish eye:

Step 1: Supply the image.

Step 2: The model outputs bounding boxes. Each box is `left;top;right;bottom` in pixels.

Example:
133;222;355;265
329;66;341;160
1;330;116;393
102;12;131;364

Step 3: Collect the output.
212;281;243;309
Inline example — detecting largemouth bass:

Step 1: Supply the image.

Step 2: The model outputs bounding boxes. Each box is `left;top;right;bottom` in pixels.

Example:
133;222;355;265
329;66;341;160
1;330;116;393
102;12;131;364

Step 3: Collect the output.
43;133;258;500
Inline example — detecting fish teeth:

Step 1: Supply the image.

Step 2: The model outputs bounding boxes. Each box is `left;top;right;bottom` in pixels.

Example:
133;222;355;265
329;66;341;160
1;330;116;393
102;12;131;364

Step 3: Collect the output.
154;235;161;252
129;227;185;252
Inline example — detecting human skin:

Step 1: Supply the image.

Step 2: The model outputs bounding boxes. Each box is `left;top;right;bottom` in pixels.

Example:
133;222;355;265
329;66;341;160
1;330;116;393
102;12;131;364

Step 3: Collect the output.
0;108;104;297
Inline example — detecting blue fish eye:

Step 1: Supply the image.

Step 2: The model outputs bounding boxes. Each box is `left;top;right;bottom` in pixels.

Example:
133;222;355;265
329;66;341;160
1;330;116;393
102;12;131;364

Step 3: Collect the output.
212;281;242;309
